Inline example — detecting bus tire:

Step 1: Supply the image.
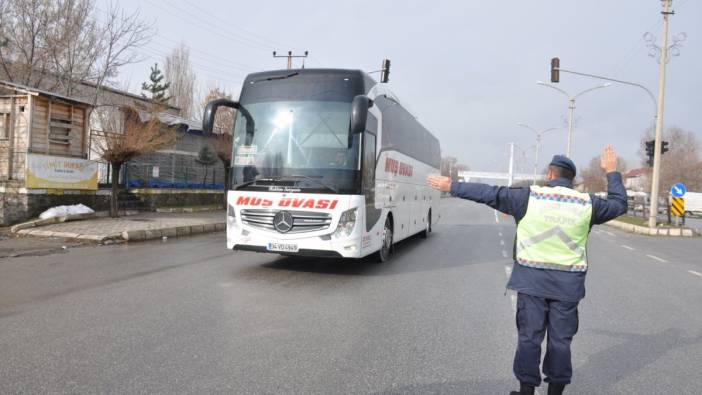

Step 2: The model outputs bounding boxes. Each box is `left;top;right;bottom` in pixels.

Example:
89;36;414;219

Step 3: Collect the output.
375;215;393;263
421;209;432;238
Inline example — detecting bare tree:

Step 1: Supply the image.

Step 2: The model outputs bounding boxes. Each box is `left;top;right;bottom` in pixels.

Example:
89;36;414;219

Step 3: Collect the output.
0;0;153;104
641;127;702;197
93;105;177;217
164;43;196;118
201;87;236;193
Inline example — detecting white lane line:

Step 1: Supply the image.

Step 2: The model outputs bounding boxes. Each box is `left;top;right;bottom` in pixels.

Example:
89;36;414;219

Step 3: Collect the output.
502;250;509;258
509;293;517;312
646;254;668;263
504;265;512;276
494;210;499;224
500;240;505;246
688;270;702;278
603;230;616;237
620;245;635;251
499;232;503;237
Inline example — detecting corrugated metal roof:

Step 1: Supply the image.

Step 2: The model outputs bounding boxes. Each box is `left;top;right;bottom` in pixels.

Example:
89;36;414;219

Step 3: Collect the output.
0;79;93;106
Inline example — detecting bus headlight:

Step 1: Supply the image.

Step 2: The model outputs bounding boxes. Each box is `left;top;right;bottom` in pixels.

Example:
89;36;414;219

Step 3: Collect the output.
333;208;357;238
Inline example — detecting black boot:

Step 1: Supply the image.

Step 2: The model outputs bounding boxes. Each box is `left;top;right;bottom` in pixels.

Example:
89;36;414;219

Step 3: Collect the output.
509;382;535;395
548;383;566;395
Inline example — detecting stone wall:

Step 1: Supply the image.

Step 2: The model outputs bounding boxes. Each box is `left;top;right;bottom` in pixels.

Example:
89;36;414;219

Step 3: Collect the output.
0;182;110;226
128;189;224;210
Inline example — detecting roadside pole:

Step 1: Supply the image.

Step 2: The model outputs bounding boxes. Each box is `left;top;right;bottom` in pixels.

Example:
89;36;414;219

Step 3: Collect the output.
648;0;672;229
508;143;515;187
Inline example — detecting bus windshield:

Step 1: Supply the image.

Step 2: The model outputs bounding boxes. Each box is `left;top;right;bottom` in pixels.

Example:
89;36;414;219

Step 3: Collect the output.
230;100;361;193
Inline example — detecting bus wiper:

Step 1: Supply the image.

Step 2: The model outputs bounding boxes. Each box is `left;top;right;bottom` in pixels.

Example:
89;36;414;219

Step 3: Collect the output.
252;72;299;83
234;177;278;190
274;175;338;193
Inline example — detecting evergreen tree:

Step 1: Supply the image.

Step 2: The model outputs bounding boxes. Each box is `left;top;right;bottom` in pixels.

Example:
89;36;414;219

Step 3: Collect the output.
141;63;171;105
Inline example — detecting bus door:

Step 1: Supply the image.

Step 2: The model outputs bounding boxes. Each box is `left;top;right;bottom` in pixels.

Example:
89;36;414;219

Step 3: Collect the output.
363;113;382;236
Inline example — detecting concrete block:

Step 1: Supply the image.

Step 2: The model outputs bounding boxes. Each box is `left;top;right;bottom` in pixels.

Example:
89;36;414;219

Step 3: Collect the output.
79;235;108;242
203;223;216;233
669;228;681;236
161;227;178;237
215;223;226;231
190;224;205;234
144;229;162;240
682;229;693;237
176;226;191;237
122;229;146;241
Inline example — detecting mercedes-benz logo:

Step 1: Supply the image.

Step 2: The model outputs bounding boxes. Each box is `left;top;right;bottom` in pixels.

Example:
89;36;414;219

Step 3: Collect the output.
273;211;294;233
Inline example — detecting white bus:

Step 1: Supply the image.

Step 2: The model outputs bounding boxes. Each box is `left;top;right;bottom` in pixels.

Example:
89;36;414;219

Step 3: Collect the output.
203;68;441;261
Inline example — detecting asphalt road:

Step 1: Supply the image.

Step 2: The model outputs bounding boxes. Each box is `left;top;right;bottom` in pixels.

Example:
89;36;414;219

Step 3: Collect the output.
1;198;701;394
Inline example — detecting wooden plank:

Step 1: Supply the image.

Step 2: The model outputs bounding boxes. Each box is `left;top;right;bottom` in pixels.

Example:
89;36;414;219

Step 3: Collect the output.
7;97;14;177
46;99;51;154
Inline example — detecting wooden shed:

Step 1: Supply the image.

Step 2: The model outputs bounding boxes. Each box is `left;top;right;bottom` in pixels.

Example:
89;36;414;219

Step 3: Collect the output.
0;80;92;182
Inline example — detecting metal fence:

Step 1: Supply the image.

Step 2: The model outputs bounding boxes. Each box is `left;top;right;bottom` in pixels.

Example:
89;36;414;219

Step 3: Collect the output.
124;162;225;190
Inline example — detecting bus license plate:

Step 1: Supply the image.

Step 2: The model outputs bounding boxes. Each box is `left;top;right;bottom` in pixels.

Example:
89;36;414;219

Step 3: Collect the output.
267;242;299;253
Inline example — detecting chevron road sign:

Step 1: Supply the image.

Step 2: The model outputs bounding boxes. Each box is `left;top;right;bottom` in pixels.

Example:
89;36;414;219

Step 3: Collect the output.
671;197;685;217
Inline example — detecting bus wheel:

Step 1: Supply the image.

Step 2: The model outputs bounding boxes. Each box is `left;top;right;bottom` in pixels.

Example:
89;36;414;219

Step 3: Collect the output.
376;216;393;262
421;209;432;238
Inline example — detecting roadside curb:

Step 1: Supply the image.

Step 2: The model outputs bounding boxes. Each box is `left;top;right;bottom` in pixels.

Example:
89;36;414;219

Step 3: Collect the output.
121;222;226;241
606;219;699;237
16;221;225;243
156;205;224;213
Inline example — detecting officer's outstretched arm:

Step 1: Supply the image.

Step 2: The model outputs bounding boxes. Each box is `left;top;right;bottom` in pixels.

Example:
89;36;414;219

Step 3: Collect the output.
427;176;527;217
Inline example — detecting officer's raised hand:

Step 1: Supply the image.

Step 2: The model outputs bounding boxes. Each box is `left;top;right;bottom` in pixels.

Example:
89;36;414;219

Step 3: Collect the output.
600;145;618;173
427;175;452;192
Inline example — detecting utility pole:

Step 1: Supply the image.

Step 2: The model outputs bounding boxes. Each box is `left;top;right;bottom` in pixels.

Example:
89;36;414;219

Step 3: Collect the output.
648;0;672;229
273;51;309;69
537;82;610;158
508;143;515;187
517;123;558;185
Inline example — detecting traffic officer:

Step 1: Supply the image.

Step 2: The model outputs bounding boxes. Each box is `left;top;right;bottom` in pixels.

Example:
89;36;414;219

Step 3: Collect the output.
427;146;627;395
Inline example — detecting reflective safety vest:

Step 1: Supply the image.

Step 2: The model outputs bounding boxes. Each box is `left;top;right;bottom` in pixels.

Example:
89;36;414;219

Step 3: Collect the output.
515;186;593;272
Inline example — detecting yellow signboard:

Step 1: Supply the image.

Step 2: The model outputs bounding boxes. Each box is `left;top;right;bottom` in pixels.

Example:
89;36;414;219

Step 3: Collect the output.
26;153;98;190
671;197;685;217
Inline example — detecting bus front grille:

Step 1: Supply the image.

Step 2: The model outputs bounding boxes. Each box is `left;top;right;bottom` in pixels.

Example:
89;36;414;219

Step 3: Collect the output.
240;209;332;233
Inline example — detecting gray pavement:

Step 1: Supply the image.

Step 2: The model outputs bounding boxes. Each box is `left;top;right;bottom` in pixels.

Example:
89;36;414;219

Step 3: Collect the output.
1;199;701;394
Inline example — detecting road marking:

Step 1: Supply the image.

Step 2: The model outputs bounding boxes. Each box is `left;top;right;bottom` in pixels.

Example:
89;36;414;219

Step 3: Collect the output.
500;240;505;246
502;250;509;258
499;232;503;237
620;245;635;251
603;230;616;237
646;254;668;263
688;270;702;278
494;210;499;224
504;265;512;276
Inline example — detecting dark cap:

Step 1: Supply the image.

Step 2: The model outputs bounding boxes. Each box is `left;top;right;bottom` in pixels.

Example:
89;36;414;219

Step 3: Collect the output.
549;155;577;177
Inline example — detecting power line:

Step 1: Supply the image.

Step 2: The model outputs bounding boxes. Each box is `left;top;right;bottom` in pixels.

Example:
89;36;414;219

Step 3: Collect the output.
178;0;290;49
142;0;274;52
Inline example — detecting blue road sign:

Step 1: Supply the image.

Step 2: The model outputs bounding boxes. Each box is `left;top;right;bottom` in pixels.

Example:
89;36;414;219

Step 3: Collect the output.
671;182;687;198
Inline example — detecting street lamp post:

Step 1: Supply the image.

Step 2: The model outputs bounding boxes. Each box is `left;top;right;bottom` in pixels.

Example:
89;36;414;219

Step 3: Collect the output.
517;123;558;185
537;81;610;158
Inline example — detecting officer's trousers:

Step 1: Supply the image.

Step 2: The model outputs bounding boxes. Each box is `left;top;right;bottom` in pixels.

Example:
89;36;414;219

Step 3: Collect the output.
513;293;579;386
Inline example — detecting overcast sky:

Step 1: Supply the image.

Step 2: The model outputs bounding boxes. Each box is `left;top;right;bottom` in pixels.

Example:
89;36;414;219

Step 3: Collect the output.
96;0;701;174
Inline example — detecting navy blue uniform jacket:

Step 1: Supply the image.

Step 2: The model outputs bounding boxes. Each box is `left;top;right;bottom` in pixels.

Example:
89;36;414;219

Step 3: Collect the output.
450;172;628;302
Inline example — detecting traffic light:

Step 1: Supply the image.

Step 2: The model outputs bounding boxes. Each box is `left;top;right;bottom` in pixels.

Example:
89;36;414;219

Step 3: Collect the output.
550;57;560;83
380;59;391;83
661;140;669;154
645;140;655;167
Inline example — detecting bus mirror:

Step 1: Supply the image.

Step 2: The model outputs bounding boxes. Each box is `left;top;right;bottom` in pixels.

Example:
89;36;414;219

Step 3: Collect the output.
349;95;373;147
203;98;255;138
